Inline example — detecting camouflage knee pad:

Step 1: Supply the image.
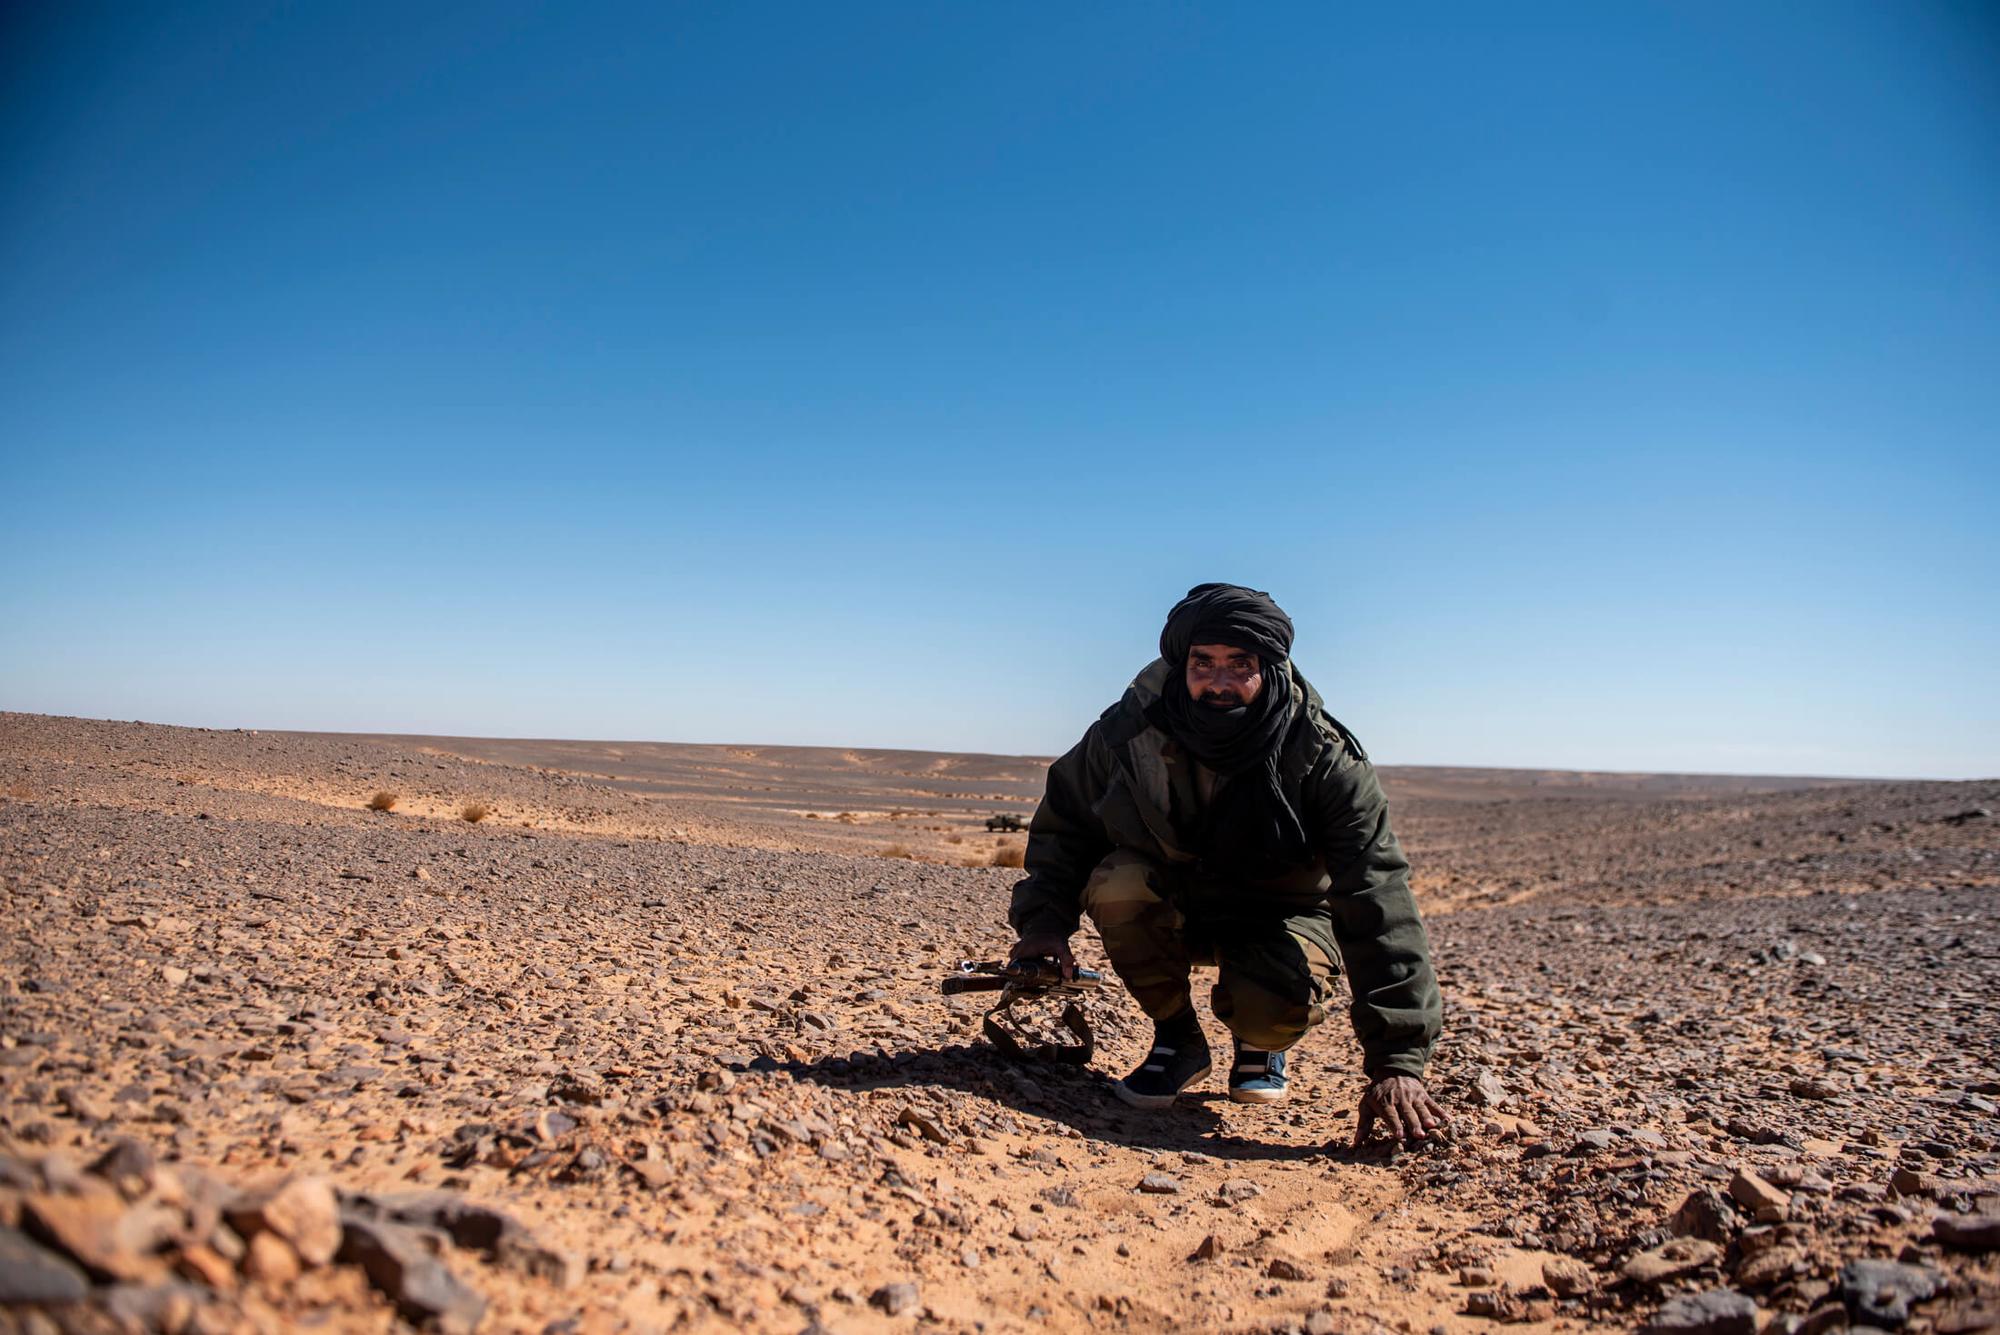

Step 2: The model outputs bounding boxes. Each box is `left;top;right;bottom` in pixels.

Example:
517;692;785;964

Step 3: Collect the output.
1080;852;1193;1021
1208;931;1332;1051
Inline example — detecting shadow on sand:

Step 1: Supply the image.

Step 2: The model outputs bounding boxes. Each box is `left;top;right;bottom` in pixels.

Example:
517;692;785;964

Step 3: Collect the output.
768;1041;1408;1167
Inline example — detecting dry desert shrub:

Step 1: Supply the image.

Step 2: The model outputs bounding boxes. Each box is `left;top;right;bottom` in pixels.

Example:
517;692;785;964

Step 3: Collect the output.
990;843;1026;869
834;811;858;824
367;791;399;812
460;802;490;823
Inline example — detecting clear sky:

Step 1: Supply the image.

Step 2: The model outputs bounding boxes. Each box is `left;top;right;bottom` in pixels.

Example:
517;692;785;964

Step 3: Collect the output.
3;3;1996;778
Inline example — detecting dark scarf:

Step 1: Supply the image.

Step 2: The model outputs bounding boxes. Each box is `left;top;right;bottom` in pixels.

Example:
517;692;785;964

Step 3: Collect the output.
1146;583;1312;879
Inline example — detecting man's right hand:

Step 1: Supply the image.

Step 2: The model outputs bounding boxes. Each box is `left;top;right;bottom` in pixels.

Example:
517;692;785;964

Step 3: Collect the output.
1008;934;1076;981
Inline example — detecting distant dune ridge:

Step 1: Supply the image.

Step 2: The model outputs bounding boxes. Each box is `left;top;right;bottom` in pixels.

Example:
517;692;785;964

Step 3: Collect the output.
1;711;1995;1332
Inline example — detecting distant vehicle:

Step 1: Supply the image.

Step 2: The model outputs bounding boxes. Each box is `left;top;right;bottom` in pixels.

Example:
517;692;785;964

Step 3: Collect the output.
984;814;1027;833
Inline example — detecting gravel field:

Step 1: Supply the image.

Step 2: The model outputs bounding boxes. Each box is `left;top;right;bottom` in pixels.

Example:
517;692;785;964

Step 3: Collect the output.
2;713;1995;1334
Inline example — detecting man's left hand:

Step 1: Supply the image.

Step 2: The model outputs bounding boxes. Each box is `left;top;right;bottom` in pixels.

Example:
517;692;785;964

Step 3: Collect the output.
1353;1075;1446;1147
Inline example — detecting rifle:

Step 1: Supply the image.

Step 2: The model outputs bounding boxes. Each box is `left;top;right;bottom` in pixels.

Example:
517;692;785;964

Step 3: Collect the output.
943;958;1103;1065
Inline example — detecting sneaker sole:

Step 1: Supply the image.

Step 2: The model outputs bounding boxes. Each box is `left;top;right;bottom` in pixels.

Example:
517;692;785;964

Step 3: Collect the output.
1113;1061;1213;1110
1227;1084;1289;1105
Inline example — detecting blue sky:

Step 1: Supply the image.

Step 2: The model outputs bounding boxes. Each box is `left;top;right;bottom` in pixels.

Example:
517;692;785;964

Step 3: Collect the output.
3;3;1995;777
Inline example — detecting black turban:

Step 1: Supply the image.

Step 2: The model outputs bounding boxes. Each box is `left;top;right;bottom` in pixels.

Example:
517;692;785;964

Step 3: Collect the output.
1148;582;1310;879
1159;583;1295;668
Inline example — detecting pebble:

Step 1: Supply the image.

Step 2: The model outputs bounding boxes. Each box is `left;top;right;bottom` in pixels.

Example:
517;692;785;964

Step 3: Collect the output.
869;1281;920;1316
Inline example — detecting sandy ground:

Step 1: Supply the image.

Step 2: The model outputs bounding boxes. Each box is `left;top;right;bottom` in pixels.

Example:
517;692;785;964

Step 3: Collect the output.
1;712;1996;1334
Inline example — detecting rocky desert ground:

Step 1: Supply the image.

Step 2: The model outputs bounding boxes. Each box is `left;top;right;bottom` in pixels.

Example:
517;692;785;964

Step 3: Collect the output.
1;711;1996;1335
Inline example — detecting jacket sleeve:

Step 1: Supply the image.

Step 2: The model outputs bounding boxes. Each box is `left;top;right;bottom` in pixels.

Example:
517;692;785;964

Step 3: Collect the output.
1007;722;1115;941
1306;737;1442;1079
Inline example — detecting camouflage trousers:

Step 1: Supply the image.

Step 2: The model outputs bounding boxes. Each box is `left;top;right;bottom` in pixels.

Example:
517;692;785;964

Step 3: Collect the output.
1080;850;1336;1052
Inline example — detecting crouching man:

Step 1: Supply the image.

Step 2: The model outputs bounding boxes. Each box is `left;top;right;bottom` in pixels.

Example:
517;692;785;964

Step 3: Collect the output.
1008;583;1445;1144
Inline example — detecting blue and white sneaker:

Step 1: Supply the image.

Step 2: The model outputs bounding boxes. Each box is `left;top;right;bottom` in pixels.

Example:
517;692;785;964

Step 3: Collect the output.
1227;1043;1289;1104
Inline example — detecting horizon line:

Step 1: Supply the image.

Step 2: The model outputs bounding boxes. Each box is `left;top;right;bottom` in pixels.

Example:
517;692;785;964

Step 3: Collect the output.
8;709;1985;786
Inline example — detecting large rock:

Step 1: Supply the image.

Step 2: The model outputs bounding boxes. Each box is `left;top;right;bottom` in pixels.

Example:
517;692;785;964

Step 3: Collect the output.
1934;1212;2000;1251
20;1186;173;1283
343;1190;580;1289
0;1224;90;1303
1840;1258;1943;1327
338;1215;487;1334
1642;1289;1757;1335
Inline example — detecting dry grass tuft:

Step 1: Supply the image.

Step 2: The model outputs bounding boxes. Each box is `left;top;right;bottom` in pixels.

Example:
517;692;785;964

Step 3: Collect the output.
460;802;490;823
367;791;399;812
990;843;1026;869
881;842;916;860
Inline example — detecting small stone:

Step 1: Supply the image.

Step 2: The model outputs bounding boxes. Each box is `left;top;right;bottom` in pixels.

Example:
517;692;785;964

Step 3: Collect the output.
1643;1288;1758;1335
161;965;189;987
1266;1258;1309;1282
1470;1068;1508;1108
1458;1266;1496;1287
89;1138;159;1199
1734;1246;1804;1288
57;1086;110;1123
102;1283;202;1334
1542;1255;1594;1296
895;1106;950;1144
1671;1188;1739;1243
1625;1238;1724;1285
174;1242;238;1293
627;1158;672;1191
1728;1168;1788;1218
1215;1178;1263;1202
869;1281;920;1316
226;1176;342;1266
1192;1234;1223;1261
1569;1128;1616;1155
241;1231;300;1286
1011;1220;1038;1242
1138;1173;1181;1194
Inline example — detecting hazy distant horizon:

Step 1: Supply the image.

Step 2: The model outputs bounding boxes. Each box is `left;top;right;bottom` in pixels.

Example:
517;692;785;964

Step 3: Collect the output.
7;707;1984;785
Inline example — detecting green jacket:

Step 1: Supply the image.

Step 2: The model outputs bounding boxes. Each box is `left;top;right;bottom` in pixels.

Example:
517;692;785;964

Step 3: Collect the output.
1009;659;1442;1079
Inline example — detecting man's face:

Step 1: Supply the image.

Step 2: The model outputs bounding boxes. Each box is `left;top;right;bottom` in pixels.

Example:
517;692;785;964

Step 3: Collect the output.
1184;643;1263;711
